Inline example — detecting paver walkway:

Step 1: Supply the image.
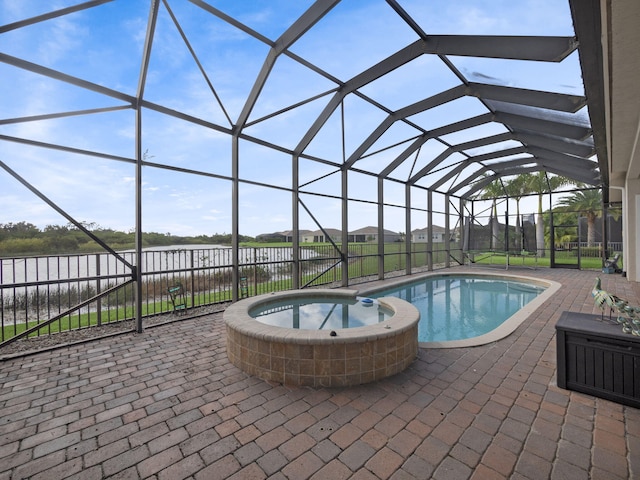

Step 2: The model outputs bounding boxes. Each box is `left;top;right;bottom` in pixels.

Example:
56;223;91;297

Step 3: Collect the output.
1;267;639;479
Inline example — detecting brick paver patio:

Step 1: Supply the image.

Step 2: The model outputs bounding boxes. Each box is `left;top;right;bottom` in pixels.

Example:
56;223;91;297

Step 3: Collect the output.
1;267;639;479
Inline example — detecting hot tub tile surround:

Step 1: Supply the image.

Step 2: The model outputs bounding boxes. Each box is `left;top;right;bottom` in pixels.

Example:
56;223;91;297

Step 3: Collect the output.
224;289;420;387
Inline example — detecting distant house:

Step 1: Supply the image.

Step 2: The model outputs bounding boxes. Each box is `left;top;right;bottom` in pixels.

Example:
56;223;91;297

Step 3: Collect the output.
348;226;402;243
279;230;313;242
411;225;446;243
258;227;403;244
305;228;342;243
300;231;316;243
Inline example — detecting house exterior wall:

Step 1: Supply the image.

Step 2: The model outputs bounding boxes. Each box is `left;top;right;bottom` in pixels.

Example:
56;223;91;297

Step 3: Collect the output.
411;230;445;243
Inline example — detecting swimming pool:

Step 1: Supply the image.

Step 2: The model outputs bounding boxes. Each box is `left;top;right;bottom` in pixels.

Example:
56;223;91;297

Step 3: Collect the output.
362;272;560;348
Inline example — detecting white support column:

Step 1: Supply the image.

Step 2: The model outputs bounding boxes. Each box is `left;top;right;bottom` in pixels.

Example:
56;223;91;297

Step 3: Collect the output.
619;179;639;282
625;179;640;282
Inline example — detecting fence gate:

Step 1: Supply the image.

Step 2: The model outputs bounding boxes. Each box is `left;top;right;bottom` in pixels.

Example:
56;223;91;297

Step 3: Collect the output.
551;222;581;269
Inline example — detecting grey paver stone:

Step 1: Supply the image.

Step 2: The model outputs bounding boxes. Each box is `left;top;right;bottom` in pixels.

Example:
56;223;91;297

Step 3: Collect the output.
282;451;324;480
338;440;376;471
399;455;435;479
310;459;352;480
279;432;316;461
158;453;205;480
227;463;267;480
551;460;589;480
200;435;241;465
433;456;473;480
366;447;404;479
179;428;221;457
33;432;80;458
137;445;183;478
31;458;83;480
234;441;264;466
148;427;189;455
11;451;65;479
311;439;341;463
84;438;130;467
130;422;170;447
257;449;289;476
102;445;150;477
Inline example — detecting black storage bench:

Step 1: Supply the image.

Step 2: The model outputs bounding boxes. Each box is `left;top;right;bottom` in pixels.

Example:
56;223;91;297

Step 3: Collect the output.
556;311;640;408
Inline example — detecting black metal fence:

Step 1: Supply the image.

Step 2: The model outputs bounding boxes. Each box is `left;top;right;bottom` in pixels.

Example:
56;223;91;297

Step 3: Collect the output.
1;243;462;347
0;237;621;349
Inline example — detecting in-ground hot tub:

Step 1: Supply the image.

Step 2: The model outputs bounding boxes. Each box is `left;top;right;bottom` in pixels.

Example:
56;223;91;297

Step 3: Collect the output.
224;289;420;387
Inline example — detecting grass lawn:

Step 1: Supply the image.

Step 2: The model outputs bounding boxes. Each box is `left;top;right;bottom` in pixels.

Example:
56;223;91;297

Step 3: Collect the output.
471;251;605;270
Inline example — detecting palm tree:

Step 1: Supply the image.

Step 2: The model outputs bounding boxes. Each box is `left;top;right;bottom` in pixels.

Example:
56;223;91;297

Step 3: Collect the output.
504;175;530;251
525;172;573;256
477;177;505;251
555;186;602;247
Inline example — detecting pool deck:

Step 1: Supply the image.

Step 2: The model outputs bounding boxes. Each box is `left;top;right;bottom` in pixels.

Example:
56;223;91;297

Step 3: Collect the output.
1;267;639;479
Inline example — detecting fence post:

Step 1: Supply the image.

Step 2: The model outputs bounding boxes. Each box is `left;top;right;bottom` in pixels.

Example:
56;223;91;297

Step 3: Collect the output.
256;247;262;294
96;254;102;326
190;250;195;309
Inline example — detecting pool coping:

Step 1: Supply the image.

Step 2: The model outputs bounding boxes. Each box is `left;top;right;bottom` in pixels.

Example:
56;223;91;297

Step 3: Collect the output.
357;271;562;349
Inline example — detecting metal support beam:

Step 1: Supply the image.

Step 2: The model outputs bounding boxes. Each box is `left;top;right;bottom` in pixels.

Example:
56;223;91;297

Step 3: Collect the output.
0;53;136;105
345;85;468;168
292;154;300;289
527;146;598;169
568;0;609;187
133;0;160;333
428;146;528;192
387;0;577;61
236;0;339;129
232;135;240;301
405;183;412;275
378;178;385;280
427;190;433;270
341;167;349;287
469;83;586;113
445;195;451;268
462;166;542;198
422;35;578;62
449;158;538;195
515;130;595;157
494;111;592;140
296;38;429;153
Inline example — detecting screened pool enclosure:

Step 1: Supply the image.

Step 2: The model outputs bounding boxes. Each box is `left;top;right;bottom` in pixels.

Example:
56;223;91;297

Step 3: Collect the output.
0;1;610;337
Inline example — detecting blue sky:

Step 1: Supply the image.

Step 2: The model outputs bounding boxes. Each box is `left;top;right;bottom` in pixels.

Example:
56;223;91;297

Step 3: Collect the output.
0;0;586;237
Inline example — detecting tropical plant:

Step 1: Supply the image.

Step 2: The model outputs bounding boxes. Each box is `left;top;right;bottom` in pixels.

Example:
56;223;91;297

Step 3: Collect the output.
555;186;602;247
543;210;576;248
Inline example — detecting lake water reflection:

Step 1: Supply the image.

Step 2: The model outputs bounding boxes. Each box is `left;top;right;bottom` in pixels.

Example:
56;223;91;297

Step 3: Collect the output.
1;244;317;289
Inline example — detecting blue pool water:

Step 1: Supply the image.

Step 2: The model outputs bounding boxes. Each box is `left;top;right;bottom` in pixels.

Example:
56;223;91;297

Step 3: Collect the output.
369;275;545;343
250;297;392;330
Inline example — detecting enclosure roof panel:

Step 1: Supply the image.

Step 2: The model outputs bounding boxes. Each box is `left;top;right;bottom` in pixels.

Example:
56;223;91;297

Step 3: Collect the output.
0;0;605;212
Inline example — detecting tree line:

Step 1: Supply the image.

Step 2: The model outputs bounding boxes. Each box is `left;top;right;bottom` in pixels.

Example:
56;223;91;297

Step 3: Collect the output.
1;175;613;257
0;222;255;256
